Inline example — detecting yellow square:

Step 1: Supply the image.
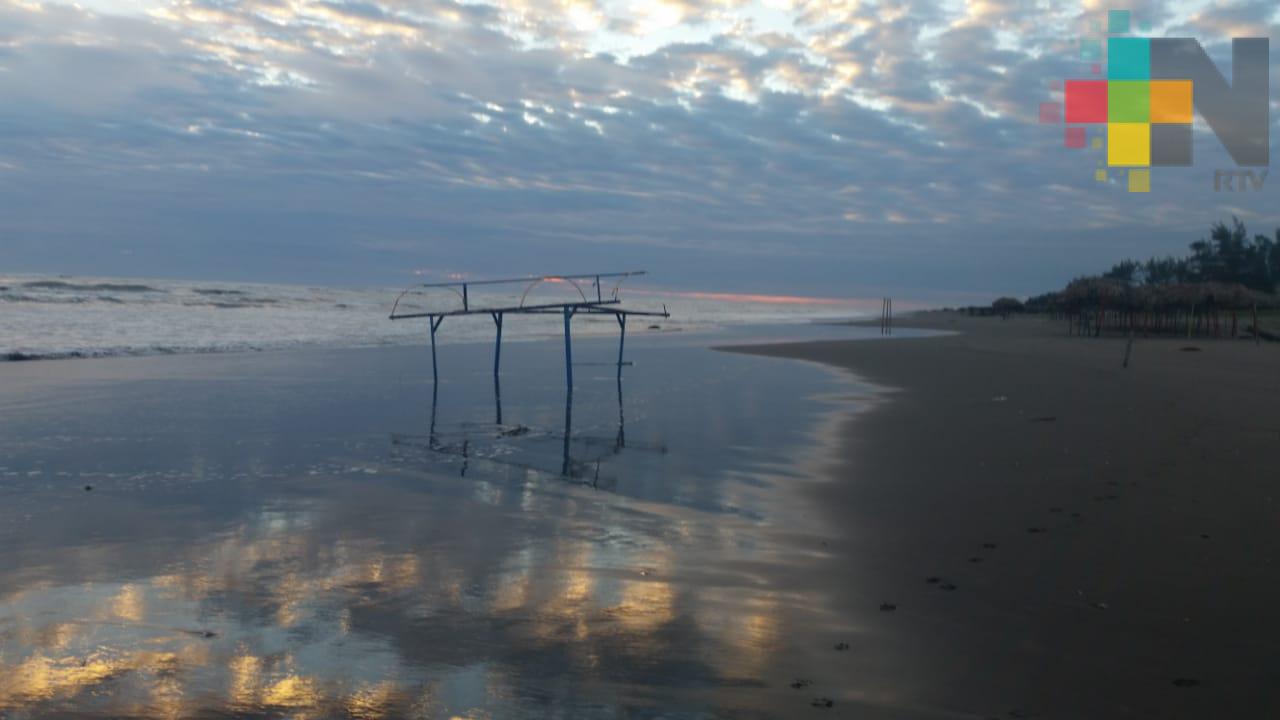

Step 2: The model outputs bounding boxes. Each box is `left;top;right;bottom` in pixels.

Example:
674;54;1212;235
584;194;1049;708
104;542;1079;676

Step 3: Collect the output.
1091;137;1103;149
1108;123;1150;166
1096;169;1108;182
1150;80;1192;123
1128;169;1150;193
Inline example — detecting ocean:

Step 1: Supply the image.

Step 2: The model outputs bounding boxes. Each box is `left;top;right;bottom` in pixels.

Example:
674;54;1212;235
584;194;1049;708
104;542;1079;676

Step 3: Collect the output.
0;273;876;361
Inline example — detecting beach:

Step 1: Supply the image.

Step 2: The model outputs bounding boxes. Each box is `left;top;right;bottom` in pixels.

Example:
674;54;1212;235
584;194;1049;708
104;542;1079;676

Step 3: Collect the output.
725;312;1280;718
2;314;1278;718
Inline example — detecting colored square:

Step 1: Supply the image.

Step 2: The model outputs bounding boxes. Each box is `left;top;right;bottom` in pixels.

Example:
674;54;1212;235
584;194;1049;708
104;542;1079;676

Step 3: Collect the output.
1080;38;1102;61
1150;80;1191;123
1108;123;1150;166
1065;127;1087;148
1109;10;1130;34
1065;80;1107;123
1108;37;1149;79
1128;169;1150;192
1096;169;1108;182
1108;81;1149;122
1040;102;1062;124
1151;123;1192;166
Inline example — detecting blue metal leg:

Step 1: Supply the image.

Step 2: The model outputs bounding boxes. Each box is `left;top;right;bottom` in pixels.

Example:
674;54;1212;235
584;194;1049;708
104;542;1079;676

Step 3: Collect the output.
616;313;626;379
429;316;439;385
563;307;574;392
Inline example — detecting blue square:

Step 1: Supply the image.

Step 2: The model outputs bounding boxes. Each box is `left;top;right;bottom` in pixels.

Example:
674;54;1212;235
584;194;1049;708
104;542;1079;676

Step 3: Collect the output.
1109;9;1130;34
1080;37;1102;61
1108;37;1149;79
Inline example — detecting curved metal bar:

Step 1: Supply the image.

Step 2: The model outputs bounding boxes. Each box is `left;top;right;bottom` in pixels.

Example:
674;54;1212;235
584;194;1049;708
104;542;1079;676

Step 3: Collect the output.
518;277;588;308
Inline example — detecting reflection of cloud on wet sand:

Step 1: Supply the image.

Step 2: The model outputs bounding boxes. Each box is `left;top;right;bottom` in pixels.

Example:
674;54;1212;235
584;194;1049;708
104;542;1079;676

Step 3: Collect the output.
0;461;847;717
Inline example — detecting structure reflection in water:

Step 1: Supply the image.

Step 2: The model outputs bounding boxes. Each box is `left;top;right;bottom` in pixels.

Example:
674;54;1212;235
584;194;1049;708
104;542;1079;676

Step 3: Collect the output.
393;371;664;490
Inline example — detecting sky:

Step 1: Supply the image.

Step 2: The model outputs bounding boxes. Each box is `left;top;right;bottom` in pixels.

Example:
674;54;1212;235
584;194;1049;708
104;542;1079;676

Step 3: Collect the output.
0;0;1277;301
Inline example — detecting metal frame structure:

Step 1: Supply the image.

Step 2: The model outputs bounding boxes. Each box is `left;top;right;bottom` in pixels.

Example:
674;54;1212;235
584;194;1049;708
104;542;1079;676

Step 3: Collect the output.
390;271;670;388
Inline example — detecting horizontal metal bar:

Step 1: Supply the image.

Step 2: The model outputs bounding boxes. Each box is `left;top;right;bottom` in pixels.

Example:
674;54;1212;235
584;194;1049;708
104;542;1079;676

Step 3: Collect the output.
390;299;622;320
413;271;646;288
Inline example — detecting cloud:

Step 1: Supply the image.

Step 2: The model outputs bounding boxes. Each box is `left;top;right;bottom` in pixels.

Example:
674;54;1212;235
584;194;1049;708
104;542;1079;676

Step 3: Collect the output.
0;0;1275;299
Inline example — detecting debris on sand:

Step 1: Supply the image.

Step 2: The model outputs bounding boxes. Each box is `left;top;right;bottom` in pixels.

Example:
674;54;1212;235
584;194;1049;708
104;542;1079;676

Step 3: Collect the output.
790;679;811;689
879;603;897;612
833;642;850;651
811;698;834;708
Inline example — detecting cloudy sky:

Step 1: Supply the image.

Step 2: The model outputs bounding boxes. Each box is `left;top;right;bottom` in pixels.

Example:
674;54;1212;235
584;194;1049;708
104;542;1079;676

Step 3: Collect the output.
0;0;1276;300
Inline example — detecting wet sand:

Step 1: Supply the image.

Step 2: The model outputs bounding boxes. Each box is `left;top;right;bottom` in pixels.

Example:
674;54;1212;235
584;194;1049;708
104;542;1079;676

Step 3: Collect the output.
723;312;1280;718
0;329;900;719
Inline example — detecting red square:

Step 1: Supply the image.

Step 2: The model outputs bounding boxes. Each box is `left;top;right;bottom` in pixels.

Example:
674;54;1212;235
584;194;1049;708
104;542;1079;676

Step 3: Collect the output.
1064;126;1086;148
1064;80;1107;123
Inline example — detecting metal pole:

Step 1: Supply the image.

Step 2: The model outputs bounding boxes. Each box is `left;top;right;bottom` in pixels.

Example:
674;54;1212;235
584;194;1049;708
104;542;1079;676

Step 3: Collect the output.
563;306;574;392
494;373;502;426
492;312;503;379
616;313;627;379
429;315;439;385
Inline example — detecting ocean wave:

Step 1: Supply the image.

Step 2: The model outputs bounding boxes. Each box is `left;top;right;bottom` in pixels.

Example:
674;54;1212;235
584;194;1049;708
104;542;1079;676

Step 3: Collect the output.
21;280;161;293
2;345;267;362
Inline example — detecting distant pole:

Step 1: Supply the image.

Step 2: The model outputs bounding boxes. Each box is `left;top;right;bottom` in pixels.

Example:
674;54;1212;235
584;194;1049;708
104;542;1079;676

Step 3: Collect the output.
888;298;893;335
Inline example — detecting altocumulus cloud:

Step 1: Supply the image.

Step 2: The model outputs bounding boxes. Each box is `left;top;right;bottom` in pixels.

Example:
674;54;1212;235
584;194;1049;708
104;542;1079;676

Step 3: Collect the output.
0;0;1276;298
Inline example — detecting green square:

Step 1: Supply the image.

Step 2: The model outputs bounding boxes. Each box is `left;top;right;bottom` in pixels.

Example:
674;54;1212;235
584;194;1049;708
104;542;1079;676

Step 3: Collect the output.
1108;81;1149;122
